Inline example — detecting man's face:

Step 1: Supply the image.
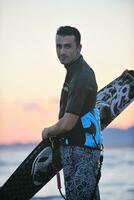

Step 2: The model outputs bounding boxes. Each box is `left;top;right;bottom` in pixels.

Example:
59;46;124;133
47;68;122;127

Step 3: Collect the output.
56;35;81;65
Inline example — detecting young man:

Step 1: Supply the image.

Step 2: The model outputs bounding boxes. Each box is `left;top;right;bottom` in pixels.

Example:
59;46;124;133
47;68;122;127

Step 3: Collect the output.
42;26;103;200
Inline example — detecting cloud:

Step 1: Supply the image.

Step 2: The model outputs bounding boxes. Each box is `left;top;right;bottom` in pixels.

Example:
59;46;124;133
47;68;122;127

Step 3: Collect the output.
23;102;45;113
22;96;60;115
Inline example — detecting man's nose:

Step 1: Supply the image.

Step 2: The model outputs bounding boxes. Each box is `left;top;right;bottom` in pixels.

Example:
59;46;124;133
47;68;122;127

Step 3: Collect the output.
60;47;66;54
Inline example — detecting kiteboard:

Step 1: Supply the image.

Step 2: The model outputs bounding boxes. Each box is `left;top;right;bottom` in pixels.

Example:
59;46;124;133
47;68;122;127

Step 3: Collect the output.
0;69;134;200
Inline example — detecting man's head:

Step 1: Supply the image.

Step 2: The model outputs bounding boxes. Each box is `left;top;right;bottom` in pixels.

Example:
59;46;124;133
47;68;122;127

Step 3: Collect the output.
56;26;82;65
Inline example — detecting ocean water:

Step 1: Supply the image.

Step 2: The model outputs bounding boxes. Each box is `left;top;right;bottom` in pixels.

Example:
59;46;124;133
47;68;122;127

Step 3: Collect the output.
0;144;134;200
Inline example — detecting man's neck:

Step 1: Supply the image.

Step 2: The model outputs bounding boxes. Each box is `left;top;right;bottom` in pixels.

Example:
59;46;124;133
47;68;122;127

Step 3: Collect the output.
65;54;82;69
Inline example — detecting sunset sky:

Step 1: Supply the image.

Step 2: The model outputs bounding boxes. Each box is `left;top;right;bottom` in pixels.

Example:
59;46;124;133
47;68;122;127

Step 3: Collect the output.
0;0;134;144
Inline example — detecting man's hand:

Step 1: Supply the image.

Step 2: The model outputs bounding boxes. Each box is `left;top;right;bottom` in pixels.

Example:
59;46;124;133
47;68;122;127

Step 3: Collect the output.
41;113;79;139
42;128;49;140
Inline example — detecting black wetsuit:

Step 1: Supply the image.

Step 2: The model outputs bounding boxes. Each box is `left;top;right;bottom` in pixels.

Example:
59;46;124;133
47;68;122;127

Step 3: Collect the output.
59;55;98;147
59;55;101;200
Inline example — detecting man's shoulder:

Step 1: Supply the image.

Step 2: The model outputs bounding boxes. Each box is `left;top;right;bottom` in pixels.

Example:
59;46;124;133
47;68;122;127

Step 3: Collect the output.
71;68;93;90
82;59;95;74
77;61;95;82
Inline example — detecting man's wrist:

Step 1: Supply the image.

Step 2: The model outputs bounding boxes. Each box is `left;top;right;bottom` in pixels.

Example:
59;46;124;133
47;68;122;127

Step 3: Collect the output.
45;128;49;138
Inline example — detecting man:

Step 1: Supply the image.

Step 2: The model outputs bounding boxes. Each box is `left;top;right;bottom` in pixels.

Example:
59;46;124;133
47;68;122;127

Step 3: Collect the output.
42;26;103;200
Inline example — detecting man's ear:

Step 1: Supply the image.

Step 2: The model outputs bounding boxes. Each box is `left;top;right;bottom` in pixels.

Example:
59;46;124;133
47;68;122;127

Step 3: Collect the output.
77;44;82;54
79;44;82;51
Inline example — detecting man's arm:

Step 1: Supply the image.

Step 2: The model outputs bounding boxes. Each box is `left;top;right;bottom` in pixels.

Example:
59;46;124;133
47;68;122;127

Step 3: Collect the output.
42;113;79;140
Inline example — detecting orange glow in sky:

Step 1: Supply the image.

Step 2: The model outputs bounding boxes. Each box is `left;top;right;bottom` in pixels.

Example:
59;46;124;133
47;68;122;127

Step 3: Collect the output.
0;0;134;144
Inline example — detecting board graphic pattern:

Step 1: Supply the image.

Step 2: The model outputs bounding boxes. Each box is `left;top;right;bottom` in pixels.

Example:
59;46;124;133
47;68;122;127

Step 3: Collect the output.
0;70;134;200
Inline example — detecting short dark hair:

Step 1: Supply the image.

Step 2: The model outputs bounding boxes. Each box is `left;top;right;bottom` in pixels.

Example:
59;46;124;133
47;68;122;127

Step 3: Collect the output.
56;26;81;46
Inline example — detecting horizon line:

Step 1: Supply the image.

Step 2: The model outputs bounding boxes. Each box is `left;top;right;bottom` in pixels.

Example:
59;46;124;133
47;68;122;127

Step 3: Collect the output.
0;125;133;145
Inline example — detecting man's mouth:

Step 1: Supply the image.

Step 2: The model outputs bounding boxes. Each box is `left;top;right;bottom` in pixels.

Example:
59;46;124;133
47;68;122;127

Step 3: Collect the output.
59;55;68;60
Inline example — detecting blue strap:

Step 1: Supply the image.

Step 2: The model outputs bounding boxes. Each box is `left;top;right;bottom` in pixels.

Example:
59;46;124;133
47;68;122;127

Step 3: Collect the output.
81;107;103;148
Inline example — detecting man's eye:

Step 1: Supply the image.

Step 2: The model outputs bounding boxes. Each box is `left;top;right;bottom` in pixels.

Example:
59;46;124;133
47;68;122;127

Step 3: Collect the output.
57;44;62;49
65;44;71;49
